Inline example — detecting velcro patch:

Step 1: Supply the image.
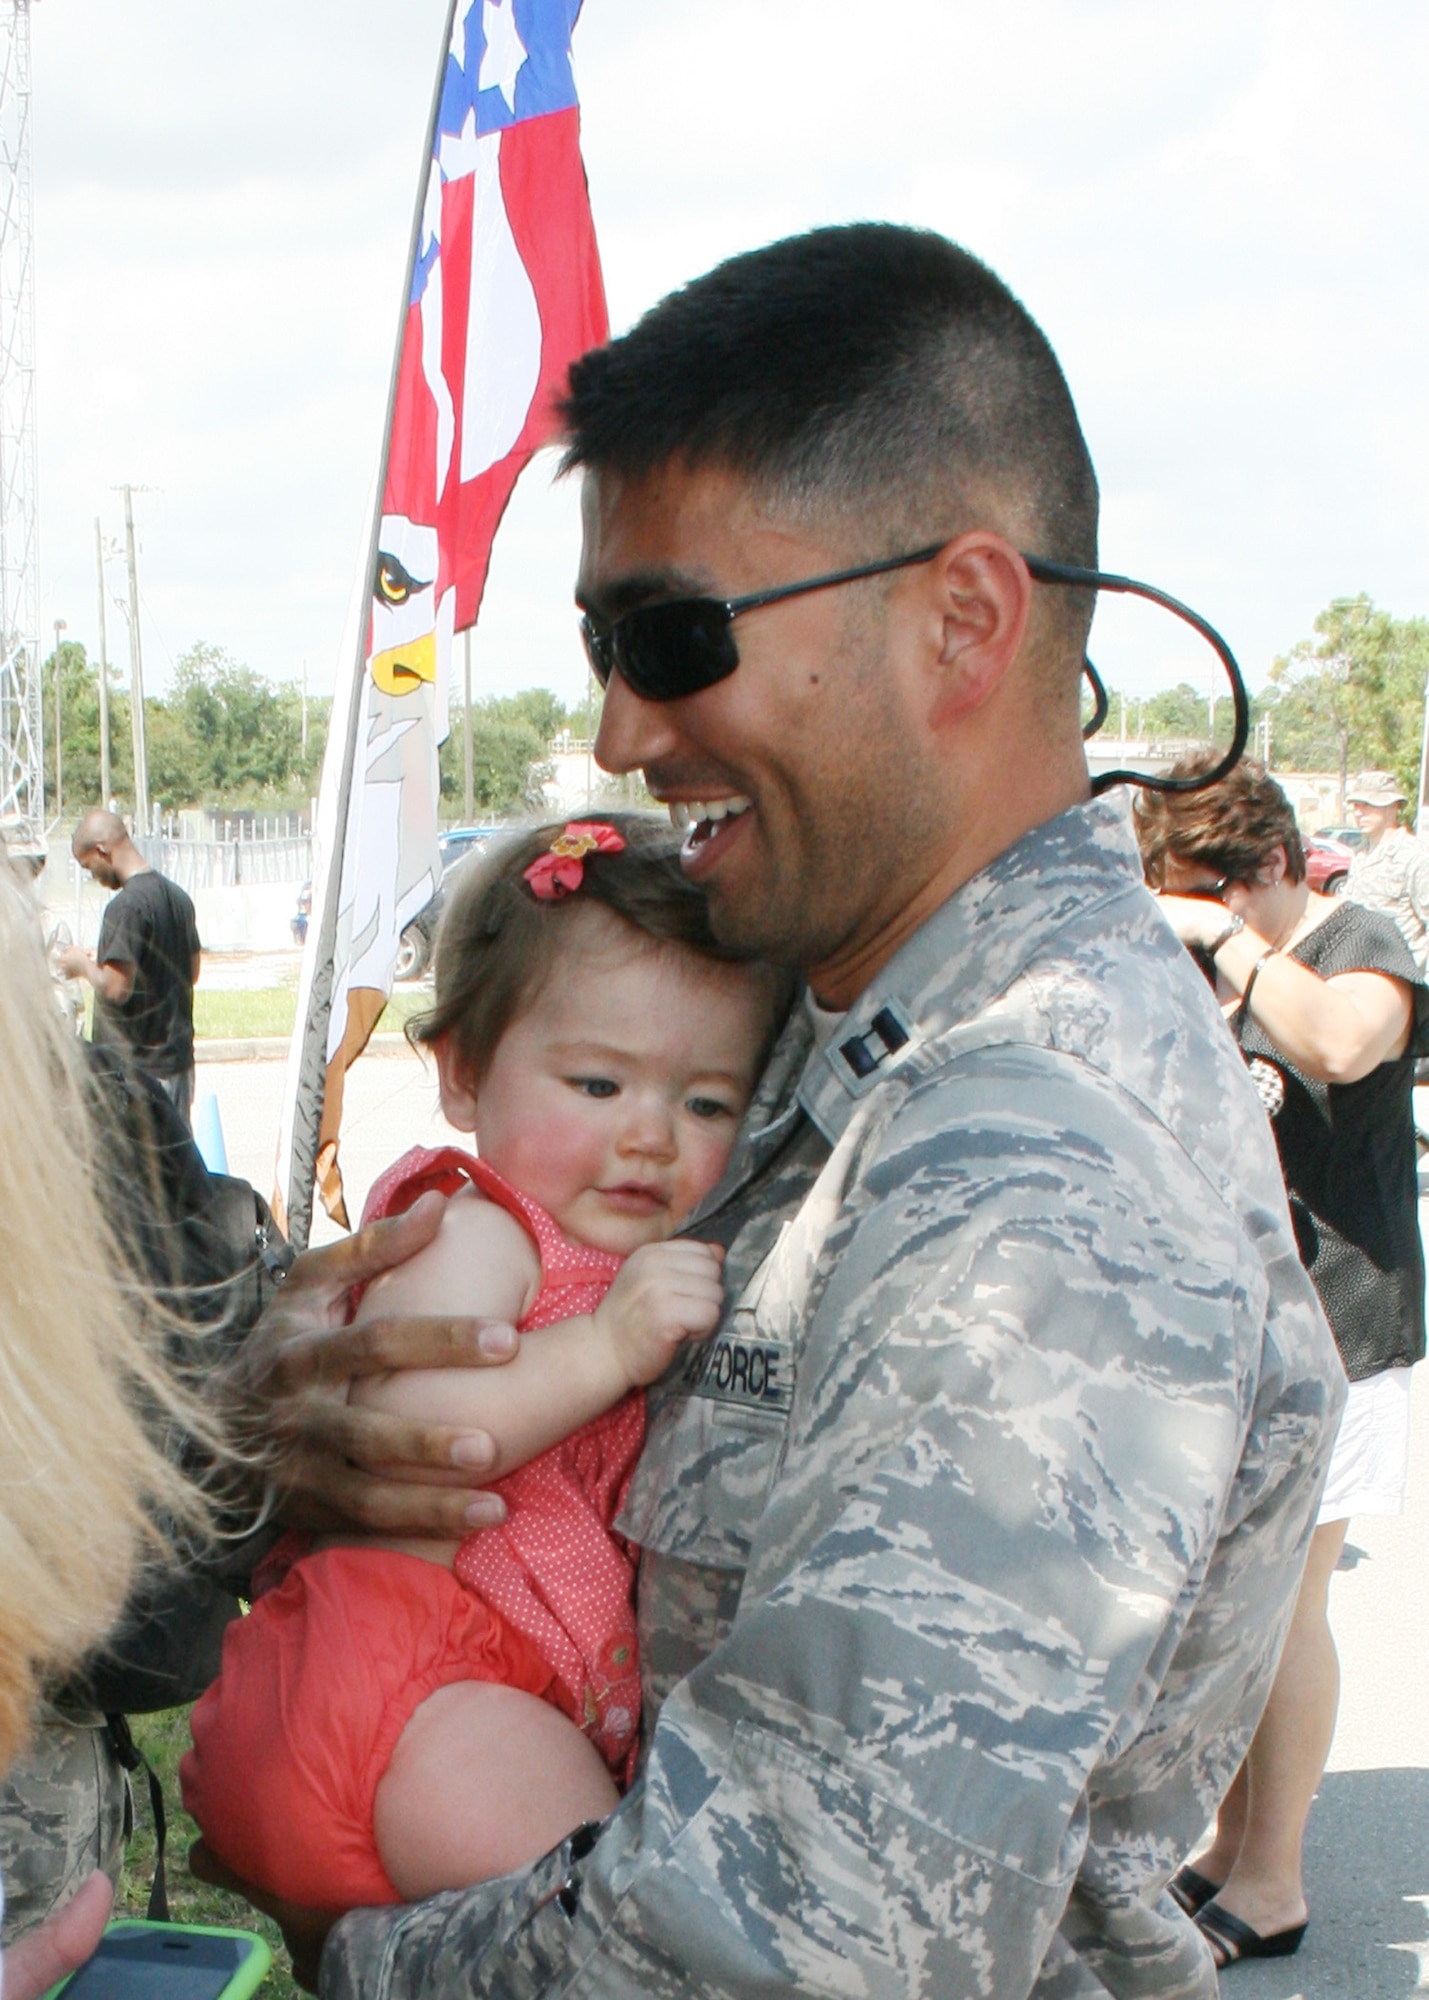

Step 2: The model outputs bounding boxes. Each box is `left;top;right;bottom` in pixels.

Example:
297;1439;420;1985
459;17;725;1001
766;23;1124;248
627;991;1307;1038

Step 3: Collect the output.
680;1332;794;1412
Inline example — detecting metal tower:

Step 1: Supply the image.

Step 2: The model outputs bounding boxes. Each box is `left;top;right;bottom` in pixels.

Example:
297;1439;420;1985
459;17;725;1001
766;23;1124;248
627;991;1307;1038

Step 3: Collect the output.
0;0;40;828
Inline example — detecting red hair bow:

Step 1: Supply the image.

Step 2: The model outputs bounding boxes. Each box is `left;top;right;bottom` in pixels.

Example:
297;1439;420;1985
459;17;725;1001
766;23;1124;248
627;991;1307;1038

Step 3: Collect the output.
523;822;626;901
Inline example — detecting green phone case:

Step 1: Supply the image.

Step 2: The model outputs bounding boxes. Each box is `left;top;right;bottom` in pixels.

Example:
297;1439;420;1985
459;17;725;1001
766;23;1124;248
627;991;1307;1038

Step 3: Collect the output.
43;1919;273;2000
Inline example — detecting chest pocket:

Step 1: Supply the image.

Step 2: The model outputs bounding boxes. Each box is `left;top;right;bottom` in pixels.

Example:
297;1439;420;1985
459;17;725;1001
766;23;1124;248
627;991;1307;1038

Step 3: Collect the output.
617;1228;797;1570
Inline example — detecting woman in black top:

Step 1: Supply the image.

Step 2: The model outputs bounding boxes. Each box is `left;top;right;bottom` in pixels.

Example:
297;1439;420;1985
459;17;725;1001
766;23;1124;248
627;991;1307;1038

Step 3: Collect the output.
1136;756;1425;1970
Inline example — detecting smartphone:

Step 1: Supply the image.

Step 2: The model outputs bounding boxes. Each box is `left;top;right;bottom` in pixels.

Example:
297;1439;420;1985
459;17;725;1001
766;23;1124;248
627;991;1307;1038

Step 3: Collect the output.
43;1920;272;2000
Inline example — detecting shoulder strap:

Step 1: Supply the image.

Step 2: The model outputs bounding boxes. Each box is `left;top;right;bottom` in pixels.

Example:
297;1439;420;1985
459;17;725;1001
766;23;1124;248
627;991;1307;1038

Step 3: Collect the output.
105;1715;169;1921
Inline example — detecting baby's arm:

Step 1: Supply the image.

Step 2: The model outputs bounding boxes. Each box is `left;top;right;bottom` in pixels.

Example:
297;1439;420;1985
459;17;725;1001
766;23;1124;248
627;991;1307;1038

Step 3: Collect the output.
354;1185;541;1331
346;1191;540;1458
352;1208;724;1482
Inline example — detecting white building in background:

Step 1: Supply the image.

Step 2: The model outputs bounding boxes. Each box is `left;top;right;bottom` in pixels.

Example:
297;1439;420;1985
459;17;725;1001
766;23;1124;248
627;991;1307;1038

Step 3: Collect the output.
1087;738;1349;835
1272;773;1351;834
541;734;644;817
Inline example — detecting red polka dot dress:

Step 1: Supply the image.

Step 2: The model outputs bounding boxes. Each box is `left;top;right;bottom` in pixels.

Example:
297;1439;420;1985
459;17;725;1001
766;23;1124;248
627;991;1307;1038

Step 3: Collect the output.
361;1146;645;1779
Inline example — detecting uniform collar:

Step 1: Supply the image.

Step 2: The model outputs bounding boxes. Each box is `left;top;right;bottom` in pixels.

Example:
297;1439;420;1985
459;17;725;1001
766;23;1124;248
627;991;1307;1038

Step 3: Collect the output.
798;794;1145;1144
678;997;817;1233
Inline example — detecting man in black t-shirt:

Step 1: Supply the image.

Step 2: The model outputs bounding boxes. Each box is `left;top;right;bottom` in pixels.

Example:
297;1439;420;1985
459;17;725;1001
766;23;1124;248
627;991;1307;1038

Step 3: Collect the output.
59;808;203;1126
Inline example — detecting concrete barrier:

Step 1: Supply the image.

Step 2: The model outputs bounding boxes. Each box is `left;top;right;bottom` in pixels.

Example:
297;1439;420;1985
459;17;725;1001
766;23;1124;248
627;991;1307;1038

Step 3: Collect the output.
46;865;302;954
191;883;301;952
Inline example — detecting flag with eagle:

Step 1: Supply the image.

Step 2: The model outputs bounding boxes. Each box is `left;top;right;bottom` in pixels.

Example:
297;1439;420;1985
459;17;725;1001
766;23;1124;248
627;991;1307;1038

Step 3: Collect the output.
277;0;607;1244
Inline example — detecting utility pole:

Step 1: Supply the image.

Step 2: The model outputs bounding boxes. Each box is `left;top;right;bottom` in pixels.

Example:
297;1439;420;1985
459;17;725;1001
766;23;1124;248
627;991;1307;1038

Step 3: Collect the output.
121;483;149;831
462;628;473;822
1416;671;1429;840
50;613;63;820
300;655;308;758
93;516;110;804
0;0;42;829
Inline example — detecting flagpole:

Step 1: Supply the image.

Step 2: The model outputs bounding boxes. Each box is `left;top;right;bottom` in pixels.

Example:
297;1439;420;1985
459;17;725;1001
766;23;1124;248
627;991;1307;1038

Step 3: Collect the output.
281;0;461;1249
463;627;474;821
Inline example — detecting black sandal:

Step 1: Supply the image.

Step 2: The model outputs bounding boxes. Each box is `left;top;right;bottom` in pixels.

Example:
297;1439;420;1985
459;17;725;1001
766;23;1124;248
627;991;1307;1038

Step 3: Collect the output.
1195;1899;1308;1967
1167;1864;1221;1917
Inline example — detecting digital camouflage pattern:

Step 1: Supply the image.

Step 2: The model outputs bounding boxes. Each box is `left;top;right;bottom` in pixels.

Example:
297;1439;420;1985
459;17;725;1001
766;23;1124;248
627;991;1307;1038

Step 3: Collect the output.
0;1705;128;1944
1345;825;1429;972
323;797;1343;2000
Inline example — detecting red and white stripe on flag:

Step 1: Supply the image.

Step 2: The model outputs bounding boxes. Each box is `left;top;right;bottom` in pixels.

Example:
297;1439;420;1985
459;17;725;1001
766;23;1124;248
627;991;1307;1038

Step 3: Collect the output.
278;0;607;1237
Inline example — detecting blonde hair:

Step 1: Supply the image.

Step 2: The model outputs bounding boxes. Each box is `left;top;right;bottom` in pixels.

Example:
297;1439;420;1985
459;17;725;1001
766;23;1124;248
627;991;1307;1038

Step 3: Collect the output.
0;866;209;1768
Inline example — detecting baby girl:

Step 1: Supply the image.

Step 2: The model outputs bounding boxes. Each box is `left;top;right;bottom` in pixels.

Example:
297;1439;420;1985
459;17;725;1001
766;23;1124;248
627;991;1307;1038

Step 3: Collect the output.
182;815;787;1913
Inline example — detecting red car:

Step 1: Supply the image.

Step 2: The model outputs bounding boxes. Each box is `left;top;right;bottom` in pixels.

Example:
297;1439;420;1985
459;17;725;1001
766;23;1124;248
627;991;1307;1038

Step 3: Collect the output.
1304;835;1354;896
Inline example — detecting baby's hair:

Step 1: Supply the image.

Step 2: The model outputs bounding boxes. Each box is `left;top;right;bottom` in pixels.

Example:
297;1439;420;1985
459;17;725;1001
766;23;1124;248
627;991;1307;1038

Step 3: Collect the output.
412;812;789;1086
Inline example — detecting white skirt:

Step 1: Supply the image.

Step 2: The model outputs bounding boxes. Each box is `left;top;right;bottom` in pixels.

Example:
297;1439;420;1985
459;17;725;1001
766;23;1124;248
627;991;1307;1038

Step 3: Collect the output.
1317;1364;1413;1525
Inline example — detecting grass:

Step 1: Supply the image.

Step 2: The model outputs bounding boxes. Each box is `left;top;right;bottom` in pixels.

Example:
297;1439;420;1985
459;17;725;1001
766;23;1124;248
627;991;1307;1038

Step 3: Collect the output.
120;1706;302;1998
193;988;429;1041
193;989;302;1039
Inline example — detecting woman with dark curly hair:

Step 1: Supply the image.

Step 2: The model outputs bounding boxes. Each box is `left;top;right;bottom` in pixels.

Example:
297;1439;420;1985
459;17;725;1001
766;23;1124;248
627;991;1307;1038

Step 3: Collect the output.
1136;753;1427;1969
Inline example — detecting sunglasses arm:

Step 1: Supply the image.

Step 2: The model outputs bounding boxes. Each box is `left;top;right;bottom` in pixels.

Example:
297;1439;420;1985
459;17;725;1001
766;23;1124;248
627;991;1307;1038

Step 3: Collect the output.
1023;556;1250;798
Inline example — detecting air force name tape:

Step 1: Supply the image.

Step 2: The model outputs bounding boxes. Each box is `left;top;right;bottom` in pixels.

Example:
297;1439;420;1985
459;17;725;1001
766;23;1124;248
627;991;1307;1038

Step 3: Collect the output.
681;1331;795;1412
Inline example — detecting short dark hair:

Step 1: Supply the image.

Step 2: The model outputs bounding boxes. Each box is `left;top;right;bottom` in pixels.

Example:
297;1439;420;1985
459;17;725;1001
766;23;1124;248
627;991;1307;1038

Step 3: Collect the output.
412;811;791;1085
1134;751;1307;888
561;224;1099;649
72;807;127;856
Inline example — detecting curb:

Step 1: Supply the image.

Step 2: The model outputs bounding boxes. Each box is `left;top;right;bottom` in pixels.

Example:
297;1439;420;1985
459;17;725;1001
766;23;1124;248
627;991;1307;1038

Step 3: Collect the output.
195;1032;417;1064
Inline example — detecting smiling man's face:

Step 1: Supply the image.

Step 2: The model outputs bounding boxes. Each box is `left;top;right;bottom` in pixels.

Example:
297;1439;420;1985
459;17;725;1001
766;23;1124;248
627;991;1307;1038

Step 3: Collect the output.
580;460;949;991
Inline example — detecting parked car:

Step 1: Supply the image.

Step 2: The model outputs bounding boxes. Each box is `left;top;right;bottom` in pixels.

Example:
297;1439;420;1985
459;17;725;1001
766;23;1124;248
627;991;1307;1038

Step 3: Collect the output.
393;827;496;981
1315;824;1366;851
290;829;495;976
1304;834;1354;896
436;827;492;869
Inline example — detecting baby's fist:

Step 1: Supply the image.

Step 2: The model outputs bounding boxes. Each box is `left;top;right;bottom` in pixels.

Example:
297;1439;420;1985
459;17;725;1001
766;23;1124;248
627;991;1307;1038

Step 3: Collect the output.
598;1240;725;1387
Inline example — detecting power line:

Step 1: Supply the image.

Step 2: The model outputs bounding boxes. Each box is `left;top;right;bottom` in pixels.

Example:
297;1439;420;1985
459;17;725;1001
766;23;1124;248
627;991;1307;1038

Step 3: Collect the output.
0;0;41;828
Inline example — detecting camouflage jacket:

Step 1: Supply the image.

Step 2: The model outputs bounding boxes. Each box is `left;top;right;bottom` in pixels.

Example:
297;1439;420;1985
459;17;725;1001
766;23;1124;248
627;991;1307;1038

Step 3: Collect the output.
323;797;1342;2000
1345;825;1429;972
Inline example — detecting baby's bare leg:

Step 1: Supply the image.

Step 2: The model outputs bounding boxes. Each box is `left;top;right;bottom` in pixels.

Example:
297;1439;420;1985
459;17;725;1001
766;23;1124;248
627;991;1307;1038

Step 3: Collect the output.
373;1681;618;1900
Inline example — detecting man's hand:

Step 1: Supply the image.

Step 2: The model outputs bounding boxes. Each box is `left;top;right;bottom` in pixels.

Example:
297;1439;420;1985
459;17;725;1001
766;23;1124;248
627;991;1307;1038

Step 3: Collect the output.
4;1870;113;2000
189;1841;331;1994
222;1192;523;1537
53;945;134;1002
594;1239;725;1388
55;942;90;979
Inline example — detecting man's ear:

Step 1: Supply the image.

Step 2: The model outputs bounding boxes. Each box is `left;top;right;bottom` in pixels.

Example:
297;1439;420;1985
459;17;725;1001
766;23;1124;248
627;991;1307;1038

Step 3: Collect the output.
924;532;1034;730
433;1036;480;1131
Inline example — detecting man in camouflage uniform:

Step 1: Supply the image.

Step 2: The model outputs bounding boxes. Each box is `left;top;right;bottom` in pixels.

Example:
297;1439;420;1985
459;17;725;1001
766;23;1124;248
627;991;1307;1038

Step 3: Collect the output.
247;226;1341;1998
0;1709;127;1947
1345;769;1429;971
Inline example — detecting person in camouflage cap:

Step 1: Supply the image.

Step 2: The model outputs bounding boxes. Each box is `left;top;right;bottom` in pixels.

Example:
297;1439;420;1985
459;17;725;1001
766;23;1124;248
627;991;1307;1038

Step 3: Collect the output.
1344;770;1429;973
222;224;1341;1998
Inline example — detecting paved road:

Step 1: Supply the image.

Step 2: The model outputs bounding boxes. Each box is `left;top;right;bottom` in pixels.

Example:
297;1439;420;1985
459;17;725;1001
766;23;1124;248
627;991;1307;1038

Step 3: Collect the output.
198;1052;1429;1996
196;1047;461;1248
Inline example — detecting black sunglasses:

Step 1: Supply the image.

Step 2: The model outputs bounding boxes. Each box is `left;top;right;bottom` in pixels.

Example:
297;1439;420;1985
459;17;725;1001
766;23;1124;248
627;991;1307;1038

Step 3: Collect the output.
579;543;1250;799
579;544;945;703
1171;876;1232;903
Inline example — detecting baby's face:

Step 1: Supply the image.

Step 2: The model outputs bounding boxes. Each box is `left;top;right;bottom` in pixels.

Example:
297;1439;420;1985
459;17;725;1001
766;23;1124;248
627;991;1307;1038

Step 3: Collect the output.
456;936;771;1256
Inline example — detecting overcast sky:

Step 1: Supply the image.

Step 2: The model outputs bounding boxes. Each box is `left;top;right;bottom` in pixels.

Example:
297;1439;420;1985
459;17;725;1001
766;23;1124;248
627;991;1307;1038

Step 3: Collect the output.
31;0;1429;714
